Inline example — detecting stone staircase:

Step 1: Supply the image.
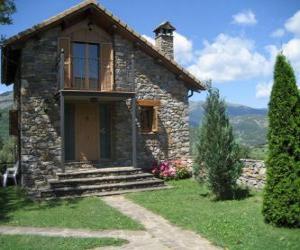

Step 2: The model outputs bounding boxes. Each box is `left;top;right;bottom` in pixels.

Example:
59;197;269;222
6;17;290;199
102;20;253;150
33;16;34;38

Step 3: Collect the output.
39;166;168;199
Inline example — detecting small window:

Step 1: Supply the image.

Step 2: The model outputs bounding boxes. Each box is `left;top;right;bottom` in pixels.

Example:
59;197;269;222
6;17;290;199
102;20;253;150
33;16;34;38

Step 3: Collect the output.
138;100;160;133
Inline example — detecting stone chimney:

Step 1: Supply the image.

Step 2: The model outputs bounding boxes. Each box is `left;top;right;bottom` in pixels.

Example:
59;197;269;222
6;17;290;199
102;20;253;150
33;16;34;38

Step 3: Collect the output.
153;21;176;60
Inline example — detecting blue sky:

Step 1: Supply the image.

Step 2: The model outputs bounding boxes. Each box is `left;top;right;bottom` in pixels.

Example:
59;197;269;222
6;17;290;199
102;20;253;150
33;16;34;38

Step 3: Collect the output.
1;0;300;108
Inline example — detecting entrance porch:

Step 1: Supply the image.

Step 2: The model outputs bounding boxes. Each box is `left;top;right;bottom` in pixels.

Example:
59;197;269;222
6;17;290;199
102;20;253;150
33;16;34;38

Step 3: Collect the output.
60;90;137;168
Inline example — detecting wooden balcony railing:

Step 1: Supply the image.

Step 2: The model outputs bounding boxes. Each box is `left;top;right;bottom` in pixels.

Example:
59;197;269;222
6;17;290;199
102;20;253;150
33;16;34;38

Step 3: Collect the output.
58;50;114;91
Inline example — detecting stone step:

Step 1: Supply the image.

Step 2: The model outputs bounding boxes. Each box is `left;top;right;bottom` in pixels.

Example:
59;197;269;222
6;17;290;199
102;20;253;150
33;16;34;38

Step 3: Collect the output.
42;185;172;200
40;179;165;198
48;173;154;188
57;166;143;180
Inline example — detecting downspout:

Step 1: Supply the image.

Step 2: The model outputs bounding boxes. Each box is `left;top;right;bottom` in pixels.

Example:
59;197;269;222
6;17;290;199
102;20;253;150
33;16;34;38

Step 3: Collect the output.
188;90;194;98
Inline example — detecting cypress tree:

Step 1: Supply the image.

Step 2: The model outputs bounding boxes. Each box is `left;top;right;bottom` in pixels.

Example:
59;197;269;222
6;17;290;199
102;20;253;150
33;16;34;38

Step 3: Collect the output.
195;88;242;200
263;54;300;227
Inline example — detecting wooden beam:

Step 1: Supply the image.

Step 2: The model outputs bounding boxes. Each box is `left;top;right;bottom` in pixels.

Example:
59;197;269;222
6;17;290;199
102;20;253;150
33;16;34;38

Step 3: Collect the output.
137;99;160;107
60;92;65;172
131;97;137;168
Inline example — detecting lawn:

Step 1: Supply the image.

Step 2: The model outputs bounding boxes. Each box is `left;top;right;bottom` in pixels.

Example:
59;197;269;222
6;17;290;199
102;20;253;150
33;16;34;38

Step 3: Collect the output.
0;234;127;250
0;187;143;230
128;179;300;250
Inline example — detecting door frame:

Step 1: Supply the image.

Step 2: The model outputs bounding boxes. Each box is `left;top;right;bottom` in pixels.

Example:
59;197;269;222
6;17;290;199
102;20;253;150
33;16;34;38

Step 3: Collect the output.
64;101;113;162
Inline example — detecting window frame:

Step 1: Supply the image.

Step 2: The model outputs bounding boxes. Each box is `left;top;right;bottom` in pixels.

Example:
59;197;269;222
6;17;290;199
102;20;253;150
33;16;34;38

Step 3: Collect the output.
137;99;160;134
71;41;100;90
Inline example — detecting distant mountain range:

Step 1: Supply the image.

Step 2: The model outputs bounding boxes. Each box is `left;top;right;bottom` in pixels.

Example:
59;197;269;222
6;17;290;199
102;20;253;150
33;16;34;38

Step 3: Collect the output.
0;91;13;140
0;91;267;146
0;91;13;109
189;101;268;146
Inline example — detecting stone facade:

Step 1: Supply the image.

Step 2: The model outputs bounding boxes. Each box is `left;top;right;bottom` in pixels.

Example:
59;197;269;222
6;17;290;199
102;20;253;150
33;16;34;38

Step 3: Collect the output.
114;34;190;170
20;28;62;189
16;24;191;190
155;35;174;60
238;159;266;189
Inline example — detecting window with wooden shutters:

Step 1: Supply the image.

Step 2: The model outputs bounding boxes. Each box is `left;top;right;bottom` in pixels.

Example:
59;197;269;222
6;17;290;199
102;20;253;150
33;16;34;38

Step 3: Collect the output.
58;37;71;88
72;42;100;90
137;100;160;133
101;43;113;91
9;110;18;136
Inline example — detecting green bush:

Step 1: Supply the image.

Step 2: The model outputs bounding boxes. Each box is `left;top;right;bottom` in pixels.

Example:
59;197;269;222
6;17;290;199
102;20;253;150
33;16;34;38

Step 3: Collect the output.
263;54;300;227
194;88;242;200
0;137;16;173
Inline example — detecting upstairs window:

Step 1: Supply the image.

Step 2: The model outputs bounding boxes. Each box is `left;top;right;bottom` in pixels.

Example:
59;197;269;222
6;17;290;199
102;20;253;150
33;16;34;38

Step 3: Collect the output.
72;42;99;90
137;100;160;133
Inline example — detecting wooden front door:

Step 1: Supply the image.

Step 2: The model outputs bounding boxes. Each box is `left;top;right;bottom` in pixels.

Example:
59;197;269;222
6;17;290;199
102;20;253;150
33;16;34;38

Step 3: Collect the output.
75;103;99;161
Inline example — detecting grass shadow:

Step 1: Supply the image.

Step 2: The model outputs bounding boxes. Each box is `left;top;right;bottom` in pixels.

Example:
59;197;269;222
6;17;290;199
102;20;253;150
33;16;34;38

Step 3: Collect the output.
196;184;252;201
0;186;80;224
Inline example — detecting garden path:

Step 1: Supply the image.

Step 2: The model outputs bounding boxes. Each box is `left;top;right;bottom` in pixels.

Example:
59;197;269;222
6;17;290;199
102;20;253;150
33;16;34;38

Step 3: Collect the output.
0;195;218;249
101;195;218;250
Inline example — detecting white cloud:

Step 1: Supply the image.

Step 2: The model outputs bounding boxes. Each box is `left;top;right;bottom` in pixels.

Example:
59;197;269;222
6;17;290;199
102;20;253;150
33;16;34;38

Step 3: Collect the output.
271;28;285;38
142;32;194;65
232;10;257;25
256;80;273;98
173;32;194;65
187;34;274;82
282;38;300;69
142;34;155;45
285;10;300;36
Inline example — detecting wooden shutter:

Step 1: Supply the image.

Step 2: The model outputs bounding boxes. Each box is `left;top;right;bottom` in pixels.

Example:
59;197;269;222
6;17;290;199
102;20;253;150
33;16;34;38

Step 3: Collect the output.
9;110;18;136
101;43;113;91
58;37;71;88
152;107;159;132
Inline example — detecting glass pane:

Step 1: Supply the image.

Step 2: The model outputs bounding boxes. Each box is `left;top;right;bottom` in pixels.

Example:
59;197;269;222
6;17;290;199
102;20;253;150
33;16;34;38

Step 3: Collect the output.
141;107;153;132
72;43;85;89
88;44;99;90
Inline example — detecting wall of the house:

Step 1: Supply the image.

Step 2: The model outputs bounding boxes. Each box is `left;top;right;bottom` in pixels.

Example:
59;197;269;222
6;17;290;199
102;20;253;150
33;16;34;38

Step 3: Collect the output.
114;34;190;170
18;22;191;190
20;27;62;189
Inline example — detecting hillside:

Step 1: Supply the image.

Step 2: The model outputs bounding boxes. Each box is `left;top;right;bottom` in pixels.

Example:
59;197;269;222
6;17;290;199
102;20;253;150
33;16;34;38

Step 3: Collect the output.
189;101;268;146
0;91;13;140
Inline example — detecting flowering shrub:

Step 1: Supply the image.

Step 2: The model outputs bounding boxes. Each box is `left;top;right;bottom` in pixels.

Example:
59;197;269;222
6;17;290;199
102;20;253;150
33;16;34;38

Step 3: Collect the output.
151;160;191;180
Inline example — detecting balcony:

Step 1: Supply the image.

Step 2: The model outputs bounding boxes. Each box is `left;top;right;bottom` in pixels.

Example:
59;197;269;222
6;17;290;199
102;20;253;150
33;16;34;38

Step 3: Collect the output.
58;53;114;91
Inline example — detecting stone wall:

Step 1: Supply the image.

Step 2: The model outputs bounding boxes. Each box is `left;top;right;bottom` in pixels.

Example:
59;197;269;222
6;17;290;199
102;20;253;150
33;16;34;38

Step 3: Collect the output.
18;26;192;190
114;34;191;170
20;28;62;189
238;159;266;189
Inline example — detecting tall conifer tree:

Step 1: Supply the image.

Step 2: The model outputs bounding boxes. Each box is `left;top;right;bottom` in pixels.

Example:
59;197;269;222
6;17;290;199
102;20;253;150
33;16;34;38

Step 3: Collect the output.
263;54;300;227
195;88;242;200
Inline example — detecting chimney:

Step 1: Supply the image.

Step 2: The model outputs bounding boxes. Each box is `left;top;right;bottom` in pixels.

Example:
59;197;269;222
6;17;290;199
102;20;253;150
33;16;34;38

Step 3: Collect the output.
153;21;176;60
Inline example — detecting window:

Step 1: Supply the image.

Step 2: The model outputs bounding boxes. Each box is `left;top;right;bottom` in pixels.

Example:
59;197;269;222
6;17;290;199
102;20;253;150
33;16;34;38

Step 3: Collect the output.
138;100;160;133
72;42;99;90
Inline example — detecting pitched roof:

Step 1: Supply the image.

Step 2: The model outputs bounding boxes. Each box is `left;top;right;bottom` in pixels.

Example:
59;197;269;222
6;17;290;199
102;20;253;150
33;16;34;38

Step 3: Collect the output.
153;21;176;34
2;0;206;91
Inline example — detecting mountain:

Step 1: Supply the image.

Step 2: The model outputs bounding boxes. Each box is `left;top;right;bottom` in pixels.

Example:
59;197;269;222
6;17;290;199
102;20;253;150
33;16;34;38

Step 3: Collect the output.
0;91;13;109
0;91;13;140
189;101;268;146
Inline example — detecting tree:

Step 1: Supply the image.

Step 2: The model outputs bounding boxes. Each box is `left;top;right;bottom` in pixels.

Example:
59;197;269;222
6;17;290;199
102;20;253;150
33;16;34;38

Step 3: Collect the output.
0;0;16;25
0;0;16;43
194;88;242;200
262;54;300;227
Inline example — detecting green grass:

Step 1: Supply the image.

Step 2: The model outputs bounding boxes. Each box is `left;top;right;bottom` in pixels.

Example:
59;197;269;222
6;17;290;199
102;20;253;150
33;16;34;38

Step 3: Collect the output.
0;187;143;230
0;234;127;250
128;179;300;250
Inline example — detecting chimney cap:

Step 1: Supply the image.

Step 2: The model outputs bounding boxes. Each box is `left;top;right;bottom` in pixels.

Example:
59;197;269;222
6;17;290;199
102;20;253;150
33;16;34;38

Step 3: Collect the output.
153;21;176;34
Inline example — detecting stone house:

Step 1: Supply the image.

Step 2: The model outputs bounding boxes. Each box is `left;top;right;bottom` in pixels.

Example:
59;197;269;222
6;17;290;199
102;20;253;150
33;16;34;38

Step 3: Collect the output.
1;0;205;198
